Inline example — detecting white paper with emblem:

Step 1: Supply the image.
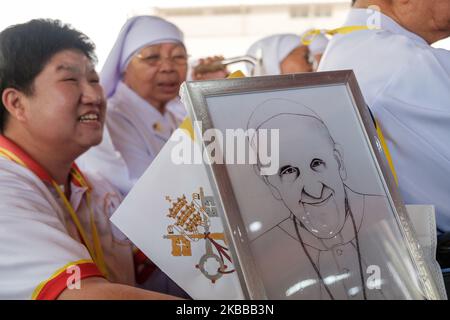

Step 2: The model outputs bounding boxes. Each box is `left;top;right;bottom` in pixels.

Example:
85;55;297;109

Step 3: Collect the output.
110;125;244;299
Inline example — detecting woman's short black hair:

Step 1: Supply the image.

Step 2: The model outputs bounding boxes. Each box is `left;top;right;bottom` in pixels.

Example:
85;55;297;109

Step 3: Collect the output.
0;19;97;132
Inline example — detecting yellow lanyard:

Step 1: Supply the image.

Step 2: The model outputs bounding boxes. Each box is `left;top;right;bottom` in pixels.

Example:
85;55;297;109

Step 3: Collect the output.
301;26;376;45
53;169;109;278
375;121;398;185
0;146;109;278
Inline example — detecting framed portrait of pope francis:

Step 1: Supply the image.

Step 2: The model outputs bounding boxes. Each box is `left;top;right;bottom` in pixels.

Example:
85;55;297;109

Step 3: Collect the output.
180;70;443;300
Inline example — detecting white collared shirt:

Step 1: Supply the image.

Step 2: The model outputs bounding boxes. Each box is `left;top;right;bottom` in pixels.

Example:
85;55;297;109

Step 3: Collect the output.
78;81;185;195
319;9;450;233
0;158;135;300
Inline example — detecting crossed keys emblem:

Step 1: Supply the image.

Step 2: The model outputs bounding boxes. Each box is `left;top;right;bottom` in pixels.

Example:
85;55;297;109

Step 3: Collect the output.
163;187;235;283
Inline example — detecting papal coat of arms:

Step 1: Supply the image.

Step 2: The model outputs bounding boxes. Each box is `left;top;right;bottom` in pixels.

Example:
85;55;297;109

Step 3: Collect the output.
163;187;235;283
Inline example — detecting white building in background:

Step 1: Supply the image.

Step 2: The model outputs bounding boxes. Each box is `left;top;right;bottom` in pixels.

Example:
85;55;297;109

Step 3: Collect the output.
146;0;352;59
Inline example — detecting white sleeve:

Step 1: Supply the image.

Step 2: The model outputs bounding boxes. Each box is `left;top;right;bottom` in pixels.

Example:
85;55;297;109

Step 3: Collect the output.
0;168;104;300
370;48;450;232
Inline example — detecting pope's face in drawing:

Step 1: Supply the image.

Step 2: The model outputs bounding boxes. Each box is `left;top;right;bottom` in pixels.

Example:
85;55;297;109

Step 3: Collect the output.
263;115;347;239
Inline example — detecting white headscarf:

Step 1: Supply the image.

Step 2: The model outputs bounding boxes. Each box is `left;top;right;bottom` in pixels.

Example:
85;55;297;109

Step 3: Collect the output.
303;30;329;56
246;34;301;75
101;15;184;98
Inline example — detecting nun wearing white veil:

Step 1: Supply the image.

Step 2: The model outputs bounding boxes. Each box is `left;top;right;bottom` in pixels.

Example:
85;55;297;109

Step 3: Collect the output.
78;15;190;298
246;32;329;75
78;15;188;195
246;33;313;75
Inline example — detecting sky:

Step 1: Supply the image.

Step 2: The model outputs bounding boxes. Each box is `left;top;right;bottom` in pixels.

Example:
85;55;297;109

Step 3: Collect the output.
0;0;449;69
0;0;151;67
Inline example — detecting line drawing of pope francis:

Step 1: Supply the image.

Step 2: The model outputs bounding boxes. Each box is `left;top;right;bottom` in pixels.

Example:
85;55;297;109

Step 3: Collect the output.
245;98;426;300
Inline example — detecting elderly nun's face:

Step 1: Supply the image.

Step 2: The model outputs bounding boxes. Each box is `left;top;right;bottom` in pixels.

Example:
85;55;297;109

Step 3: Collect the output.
123;42;188;111
280;45;313;74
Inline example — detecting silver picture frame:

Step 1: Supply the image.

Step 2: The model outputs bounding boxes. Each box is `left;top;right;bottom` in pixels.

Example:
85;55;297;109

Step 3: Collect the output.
180;70;441;300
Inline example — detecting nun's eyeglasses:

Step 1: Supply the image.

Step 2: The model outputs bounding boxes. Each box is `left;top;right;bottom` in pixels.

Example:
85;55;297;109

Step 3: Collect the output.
135;53;189;66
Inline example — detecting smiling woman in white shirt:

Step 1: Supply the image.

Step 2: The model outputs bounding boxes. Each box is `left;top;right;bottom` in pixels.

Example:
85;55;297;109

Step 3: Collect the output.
0;19;180;300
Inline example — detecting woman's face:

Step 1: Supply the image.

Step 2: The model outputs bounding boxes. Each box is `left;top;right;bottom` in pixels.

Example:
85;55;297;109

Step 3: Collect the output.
280;45;313;74
123;42;188;111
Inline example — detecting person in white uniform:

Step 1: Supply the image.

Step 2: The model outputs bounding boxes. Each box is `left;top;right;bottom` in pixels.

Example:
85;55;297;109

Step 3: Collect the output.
246;34;313;75
318;0;450;293
246;32;329;75
0;19;178;300
78;16;188;195
319;0;450;234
